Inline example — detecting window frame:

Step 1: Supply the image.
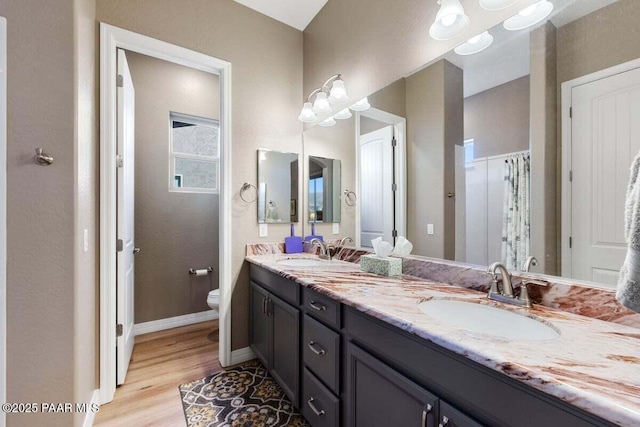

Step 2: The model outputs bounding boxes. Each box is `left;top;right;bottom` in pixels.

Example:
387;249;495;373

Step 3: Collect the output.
169;111;220;194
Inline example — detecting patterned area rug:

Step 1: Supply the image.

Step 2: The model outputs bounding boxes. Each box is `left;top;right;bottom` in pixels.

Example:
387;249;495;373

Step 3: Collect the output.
179;360;310;427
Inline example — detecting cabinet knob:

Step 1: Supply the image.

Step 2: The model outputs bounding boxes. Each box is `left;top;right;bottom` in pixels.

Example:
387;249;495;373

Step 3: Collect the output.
309;301;327;311
307;398;325;417
422;404;433;427
439;415;449;427
308;341;326;356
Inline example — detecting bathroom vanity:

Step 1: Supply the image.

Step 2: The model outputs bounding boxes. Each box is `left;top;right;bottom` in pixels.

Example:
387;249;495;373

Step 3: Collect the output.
246;252;640;427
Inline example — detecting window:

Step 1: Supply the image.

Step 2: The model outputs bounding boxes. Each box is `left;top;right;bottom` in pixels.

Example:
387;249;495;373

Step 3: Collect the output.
464;139;475;166
170;112;219;193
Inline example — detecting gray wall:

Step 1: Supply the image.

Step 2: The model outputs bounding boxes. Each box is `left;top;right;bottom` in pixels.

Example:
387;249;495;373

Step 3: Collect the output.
97;0;304;351
0;0;97;425
464;76;530;159
304;0;537;106
406;60;463;259
127;51;220;323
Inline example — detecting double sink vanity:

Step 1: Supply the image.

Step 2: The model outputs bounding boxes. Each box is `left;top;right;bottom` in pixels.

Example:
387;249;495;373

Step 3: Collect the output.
246;246;640;427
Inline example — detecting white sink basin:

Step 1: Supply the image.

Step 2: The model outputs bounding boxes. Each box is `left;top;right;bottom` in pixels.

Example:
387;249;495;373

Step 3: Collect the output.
417;299;559;341
277;258;328;267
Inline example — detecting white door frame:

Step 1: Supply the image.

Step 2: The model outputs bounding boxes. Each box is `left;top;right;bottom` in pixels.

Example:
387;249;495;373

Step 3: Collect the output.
355;108;407;247
99;23;232;404
561;57;640;278
0;16;7;427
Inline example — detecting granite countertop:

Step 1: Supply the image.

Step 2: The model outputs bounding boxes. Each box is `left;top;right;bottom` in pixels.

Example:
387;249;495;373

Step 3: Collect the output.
245;253;640;427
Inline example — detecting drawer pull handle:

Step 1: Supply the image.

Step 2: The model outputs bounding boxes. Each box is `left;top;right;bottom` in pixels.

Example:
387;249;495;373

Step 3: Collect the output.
307;398;325;416
439;415;449;427
308;341;326;356
422;404;433;427
309;301;327;311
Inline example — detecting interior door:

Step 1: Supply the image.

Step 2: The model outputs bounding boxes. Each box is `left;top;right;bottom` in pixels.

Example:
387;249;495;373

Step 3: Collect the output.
359;126;394;247
571;66;640;287
454;145;466;261
116;48;135;384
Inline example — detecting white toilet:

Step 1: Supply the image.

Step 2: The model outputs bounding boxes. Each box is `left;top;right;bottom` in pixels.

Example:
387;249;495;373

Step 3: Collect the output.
207;289;220;314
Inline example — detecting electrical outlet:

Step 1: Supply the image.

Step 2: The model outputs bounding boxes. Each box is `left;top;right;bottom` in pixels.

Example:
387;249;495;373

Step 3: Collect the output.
259;223;268;237
427;224;434;235
333;223;340;234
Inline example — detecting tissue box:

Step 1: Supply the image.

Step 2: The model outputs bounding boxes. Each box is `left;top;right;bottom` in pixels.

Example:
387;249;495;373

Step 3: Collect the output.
360;254;402;276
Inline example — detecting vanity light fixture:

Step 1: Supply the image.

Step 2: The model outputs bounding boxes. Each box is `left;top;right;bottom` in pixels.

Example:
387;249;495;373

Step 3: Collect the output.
429;0;470;41
334;108;353;120
298;74;351;123
319;117;337;127
454;31;494;55
503;0;553;31
349;97;371;112
479;0;519;11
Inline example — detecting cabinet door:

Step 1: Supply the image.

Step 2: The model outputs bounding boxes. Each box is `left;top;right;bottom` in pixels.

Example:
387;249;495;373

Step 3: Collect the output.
249;282;270;367
346;343;438;427
439;402;484;427
270;292;300;407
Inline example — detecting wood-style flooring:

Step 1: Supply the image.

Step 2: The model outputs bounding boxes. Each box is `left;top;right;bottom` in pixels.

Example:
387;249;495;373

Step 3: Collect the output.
94;320;222;427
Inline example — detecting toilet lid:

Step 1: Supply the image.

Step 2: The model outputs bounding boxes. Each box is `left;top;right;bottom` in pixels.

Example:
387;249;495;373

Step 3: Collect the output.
208;289;220;297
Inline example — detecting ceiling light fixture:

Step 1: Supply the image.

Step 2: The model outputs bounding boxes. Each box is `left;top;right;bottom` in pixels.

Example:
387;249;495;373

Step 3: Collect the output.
479;0;519;11
298;74;352;123
454;31;494;55
429;0;470;41
503;0;553;31
349;97;371;112
334;108;353;120
319;117;337;127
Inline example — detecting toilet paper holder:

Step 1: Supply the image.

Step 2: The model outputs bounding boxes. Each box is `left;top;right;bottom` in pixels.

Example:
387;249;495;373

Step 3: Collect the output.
189;267;214;275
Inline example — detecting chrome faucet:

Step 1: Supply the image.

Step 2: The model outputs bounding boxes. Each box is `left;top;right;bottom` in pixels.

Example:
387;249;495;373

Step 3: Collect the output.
310;238;335;260
486;262;549;308
339;236;354;246
522;256;539;272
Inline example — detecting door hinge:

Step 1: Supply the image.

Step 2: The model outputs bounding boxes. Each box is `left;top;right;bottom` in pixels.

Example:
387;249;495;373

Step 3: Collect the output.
569;170;573;182
569;237;572;248
116;74;124;88
569;106;572;118
392;230;398;238
116;154;124;168
116;324;123;337
392;183;398;192
116;239;124;252
391;136;397;147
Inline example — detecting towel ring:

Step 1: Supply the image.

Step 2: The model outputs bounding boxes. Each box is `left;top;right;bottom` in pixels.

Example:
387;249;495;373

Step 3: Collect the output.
344;190;357;207
240;183;257;203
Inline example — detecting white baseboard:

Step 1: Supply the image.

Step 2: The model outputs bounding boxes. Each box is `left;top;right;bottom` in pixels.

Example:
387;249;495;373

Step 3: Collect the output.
134;310;218;336
230;346;256;365
82;389;100;427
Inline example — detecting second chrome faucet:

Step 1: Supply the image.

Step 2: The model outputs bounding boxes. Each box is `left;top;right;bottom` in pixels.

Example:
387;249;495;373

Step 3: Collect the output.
486;262;548;308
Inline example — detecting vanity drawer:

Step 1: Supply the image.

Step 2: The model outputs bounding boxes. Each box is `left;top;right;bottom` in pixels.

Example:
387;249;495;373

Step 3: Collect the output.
302;287;340;328
301;367;340;427
250;263;300;305
303;314;341;393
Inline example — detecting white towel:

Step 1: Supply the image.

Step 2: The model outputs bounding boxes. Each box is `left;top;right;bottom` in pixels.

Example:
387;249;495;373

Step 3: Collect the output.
617;152;640;313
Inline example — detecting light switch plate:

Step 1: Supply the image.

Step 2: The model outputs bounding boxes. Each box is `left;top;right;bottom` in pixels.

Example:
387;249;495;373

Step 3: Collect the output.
83;228;89;253
427;224;434;235
259;223;268;237
333;223;340;234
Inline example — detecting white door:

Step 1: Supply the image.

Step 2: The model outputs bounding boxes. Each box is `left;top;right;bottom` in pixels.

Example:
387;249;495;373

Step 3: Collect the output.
454;145;466;261
360;126;394;247
465;159;488;265
116;48;135;384
571;67;640;287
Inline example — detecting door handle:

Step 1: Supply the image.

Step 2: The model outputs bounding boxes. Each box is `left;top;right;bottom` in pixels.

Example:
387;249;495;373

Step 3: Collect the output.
307;341;326;356
422;403;433;427
133;247;141;254
307;398;325;416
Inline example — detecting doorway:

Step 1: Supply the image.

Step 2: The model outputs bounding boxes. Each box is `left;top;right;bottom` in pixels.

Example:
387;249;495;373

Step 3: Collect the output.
100;23;232;404
356;108;406;248
562;59;640;287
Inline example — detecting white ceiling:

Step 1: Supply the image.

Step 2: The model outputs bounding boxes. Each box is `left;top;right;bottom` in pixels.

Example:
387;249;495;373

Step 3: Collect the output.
440;0;621;97
233;0;328;31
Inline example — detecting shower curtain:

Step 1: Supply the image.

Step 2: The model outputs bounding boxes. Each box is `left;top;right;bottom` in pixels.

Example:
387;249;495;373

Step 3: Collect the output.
501;153;531;270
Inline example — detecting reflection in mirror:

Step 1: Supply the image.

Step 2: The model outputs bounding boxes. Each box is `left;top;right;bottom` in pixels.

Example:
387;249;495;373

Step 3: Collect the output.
257;149;299;224
306;0;640;290
308;156;341;223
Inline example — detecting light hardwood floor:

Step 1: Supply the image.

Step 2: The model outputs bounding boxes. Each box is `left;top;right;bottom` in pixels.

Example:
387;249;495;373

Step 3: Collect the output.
95;320;222;427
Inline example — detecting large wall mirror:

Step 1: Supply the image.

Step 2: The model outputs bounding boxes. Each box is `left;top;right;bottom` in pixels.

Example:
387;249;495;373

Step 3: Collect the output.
257;149;299;224
303;0;640;290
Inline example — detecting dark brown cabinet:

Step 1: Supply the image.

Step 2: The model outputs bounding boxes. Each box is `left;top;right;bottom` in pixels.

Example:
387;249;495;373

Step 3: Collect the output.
249;281;300;407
